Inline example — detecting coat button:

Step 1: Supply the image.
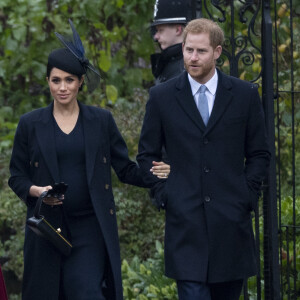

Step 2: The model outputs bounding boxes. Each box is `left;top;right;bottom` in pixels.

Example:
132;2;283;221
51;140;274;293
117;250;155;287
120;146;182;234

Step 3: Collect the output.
109;209;114;215
204;196;211;202
103;157;107;163
105;184;110;190
203;138;209;145
204;167;210;173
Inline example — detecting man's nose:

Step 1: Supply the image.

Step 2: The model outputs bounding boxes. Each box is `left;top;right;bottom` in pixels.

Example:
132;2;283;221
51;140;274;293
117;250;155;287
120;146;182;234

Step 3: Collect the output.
191;51;199;61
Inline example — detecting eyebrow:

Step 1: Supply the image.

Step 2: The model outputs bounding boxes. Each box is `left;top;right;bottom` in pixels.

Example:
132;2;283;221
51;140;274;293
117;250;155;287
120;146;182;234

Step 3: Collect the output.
51;75;75;79
186;46;208;51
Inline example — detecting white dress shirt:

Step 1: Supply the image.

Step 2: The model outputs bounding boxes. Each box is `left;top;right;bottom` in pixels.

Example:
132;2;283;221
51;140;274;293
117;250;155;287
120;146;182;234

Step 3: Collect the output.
188;70;219;116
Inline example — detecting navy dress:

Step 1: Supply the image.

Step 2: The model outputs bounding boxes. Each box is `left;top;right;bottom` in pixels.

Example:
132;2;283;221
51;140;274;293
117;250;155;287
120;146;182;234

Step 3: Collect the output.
54;113;106;300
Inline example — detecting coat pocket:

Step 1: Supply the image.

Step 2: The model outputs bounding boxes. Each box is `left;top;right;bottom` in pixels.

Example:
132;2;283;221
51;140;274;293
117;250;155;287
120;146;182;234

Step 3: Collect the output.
223;115;246;124
242;176;258;211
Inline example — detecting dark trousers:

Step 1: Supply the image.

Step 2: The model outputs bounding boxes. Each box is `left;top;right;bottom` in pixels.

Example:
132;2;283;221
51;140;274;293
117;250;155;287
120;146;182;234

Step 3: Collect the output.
177;279;244;300
60;214;107;300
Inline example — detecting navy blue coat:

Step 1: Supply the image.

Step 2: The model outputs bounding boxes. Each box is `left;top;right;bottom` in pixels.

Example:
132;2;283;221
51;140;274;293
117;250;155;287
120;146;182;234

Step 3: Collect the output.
137;70;271;283
9;101;149;300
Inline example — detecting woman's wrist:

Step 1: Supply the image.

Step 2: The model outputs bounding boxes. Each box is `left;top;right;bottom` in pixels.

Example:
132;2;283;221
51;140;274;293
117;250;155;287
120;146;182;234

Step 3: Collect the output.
29;185;51;197
29;185;41;197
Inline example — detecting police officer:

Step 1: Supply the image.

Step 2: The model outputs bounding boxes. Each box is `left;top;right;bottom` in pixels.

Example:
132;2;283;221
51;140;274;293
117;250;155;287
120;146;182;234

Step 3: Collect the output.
151;0;191;85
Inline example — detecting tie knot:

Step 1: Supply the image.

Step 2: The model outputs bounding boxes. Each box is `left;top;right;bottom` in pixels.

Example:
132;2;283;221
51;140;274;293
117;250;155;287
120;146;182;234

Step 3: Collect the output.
199;85;206;93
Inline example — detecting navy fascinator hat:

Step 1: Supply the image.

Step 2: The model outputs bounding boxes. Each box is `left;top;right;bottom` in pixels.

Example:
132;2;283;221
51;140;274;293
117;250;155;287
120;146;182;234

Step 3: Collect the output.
48;19;100;93
48;48;85;77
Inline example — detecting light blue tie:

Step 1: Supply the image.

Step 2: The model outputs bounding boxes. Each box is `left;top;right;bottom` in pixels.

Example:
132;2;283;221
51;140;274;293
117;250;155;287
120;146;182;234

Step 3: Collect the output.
198;85;209;126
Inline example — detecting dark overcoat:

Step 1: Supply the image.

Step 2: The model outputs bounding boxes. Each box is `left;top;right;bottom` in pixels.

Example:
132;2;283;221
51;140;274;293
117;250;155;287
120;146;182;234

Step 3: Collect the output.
137;70;271;283
9;101;148;300
151;43;185;85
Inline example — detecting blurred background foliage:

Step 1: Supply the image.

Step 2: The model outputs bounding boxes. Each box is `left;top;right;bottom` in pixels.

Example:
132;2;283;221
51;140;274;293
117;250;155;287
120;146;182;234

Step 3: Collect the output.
0;0;299;299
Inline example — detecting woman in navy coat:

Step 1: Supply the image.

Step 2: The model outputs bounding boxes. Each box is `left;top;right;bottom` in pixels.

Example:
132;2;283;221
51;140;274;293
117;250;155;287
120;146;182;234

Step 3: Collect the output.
8;21;169;300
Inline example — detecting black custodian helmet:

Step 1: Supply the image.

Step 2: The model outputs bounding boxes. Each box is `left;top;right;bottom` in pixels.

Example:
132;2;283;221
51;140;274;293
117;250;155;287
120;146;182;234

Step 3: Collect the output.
151;0;190;27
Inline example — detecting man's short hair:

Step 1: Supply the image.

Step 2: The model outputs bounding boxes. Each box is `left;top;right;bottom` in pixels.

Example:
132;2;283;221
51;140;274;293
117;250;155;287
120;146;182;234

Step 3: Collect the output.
183;18;224;49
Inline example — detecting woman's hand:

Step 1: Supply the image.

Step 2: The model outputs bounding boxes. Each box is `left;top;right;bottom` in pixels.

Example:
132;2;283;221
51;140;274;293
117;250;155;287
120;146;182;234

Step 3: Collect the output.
29;185;64;206
43;194;64;207
150;161;170;179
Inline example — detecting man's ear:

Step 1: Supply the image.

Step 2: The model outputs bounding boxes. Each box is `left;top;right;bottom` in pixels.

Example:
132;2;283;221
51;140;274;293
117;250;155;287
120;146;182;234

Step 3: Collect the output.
214;45;222;60
176;25;183;36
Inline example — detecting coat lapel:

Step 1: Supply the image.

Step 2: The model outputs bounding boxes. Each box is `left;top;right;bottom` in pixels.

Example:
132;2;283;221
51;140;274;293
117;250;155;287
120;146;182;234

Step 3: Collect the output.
205;70;233;134
35;102;60;182
79;102;102;186
175;70;234;135
175;72;206;132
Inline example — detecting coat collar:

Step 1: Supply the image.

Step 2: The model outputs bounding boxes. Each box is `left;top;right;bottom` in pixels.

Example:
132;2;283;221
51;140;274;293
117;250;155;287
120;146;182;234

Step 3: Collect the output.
175;69;233;134
34;101;101;185
175;71;205;131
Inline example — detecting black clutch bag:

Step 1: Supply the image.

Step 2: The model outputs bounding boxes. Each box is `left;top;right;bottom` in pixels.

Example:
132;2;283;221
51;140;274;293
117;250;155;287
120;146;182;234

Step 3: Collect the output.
26;188;72;256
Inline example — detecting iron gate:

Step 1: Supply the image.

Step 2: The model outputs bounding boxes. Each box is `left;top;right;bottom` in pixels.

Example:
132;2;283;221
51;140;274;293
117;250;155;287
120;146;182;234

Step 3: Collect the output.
190;0;299;299
273;0;299;299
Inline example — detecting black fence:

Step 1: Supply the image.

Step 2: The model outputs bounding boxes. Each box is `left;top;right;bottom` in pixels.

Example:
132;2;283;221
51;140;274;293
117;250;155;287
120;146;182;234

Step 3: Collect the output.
273;0;299;299
191;0;299;299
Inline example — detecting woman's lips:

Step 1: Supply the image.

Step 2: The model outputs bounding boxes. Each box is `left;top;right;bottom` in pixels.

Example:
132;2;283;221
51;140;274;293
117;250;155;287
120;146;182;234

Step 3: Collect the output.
58;94;69;99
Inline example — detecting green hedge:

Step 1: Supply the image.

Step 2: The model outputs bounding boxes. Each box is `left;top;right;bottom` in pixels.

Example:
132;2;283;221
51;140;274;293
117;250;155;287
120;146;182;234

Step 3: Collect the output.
122;241;178;300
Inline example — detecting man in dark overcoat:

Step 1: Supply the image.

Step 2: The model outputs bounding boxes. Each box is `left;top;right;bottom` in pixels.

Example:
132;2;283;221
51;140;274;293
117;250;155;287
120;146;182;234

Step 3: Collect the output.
137;18;271;300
